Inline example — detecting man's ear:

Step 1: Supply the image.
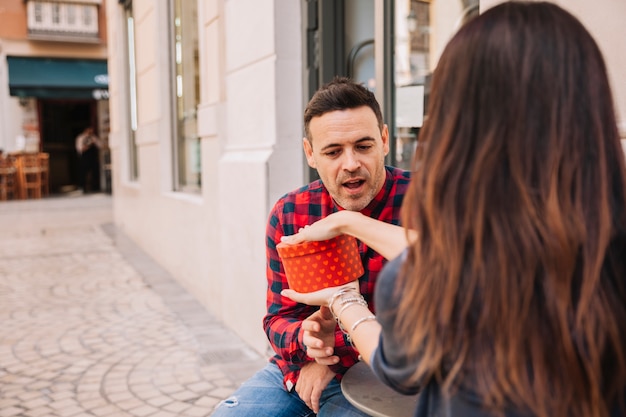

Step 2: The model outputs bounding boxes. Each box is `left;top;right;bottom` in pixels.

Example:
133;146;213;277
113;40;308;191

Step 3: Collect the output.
381;124;390;156
303;138;317;168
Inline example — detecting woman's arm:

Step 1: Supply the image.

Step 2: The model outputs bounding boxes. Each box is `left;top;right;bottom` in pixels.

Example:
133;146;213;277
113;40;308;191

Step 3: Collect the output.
283;283;381;365
280;210;415;261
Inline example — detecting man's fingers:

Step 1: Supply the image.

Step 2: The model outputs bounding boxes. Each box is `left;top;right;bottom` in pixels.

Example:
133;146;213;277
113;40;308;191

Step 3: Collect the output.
301;319;321;332
295;376;311;404
305;345;334;359
310;389;321;414
304;338;338;364
314;355;340;366
303;333;323;349
296;386;312;412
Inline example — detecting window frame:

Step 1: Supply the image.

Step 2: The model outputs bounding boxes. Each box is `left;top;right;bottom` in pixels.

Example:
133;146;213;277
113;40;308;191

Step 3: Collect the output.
168;0;201;193
122;1;139;181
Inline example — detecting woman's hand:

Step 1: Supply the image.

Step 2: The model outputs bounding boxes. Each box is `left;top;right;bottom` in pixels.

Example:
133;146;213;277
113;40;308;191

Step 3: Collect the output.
280;211;412;261
280;211;351;245
281;280;359;307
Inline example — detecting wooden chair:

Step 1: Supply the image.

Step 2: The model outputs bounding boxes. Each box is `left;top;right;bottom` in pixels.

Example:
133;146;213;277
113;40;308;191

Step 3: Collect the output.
0;156;17;201
18;153;42;199
39;152;50;197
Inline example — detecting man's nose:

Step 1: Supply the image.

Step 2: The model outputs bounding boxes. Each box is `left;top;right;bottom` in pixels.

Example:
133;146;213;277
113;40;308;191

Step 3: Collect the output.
342;150;361;172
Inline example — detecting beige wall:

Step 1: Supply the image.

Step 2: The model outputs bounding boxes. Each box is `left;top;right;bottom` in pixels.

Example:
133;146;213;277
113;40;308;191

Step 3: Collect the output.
106;0;626;357
480;0;626;138
106;0;303;355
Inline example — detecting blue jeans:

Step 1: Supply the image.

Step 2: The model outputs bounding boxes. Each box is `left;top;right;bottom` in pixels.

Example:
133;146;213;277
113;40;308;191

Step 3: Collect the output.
211;363;370;417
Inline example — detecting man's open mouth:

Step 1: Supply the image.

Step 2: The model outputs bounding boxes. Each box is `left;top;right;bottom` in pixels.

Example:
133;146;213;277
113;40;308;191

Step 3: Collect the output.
343;179;365;189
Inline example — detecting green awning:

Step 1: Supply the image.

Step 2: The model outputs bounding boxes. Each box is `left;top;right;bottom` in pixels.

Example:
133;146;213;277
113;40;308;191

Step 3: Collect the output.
7;56;108;99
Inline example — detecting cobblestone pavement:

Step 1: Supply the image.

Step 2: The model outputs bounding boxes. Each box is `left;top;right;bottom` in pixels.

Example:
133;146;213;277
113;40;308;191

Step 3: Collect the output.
0;194;267;417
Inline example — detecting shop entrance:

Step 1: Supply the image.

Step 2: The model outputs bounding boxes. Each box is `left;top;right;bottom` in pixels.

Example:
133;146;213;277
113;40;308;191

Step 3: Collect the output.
39;100;96;194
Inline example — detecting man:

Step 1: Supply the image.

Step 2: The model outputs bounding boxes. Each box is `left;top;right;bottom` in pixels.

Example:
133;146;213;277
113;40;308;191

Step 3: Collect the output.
212;77;411;416
75;126;103;193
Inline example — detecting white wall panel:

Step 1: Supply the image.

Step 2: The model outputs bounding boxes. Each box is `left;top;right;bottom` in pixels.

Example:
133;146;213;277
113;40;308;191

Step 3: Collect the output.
225;0;275;71
226;60;277;149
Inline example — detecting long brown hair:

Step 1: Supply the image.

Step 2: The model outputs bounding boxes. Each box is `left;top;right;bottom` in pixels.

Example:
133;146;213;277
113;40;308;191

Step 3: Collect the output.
397;2;626;417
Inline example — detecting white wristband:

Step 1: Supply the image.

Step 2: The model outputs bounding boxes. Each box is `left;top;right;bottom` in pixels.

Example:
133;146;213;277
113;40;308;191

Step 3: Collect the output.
350;315;377;332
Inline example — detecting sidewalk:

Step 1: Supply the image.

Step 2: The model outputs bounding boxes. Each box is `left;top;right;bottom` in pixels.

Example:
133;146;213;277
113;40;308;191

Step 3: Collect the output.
0;194;267;417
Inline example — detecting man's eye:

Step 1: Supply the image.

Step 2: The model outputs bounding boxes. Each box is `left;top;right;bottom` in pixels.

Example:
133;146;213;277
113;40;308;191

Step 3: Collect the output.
324;150;340;157
357;145;373;151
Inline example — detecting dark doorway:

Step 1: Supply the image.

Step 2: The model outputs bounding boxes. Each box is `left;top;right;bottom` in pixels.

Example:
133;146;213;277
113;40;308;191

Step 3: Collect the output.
305;0;346;182
39;100;96;194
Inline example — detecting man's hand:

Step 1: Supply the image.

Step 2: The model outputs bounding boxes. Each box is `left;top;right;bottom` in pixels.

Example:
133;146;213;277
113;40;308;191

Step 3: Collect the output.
295;361;336;413
302;307;339;365
295;308;339;413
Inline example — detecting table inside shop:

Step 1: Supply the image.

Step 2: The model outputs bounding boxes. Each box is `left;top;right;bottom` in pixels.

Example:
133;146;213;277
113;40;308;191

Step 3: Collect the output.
341;361;419;417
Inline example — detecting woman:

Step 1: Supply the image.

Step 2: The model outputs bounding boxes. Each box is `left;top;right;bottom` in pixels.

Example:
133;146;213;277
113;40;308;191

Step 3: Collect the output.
282;2;626;416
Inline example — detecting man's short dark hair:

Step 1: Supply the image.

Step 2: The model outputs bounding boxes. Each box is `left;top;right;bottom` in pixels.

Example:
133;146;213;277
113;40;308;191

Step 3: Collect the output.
303;77;384;141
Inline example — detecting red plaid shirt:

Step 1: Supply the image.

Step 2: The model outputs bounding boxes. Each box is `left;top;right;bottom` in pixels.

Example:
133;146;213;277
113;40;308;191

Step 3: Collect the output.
263;166;411;390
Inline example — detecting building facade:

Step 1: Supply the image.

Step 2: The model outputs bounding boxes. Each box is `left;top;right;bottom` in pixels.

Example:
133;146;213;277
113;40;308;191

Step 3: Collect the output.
0;0;110;194
104;0;626;355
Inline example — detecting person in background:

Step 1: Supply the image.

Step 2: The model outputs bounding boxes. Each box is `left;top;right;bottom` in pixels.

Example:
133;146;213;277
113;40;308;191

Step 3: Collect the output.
211;77;411;416
283;2;626;417
75;126;103;193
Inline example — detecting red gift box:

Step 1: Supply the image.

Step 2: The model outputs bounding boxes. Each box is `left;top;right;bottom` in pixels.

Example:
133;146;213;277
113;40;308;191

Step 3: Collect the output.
277;235;364;293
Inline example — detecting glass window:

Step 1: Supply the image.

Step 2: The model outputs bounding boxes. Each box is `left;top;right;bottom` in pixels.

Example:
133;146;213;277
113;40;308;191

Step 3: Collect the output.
393;0;431;171
123;2;139;180
391;0;478;170
34;2;43;23
67;5;76;25
52;3;61;24
83;5;93;26
171;0;200;192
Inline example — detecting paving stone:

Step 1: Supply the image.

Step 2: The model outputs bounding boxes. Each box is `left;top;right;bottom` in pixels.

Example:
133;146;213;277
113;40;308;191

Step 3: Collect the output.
150;412;178;417
0;399;20;408
0;407;24;417
21;397;50;409
21;407;56;417
0;195;267;417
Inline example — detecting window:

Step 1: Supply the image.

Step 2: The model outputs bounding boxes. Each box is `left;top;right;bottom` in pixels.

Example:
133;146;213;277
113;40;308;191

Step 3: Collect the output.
52;3;61;24
392;0;431;170
67;5;76;25
122;1;139;180
391;0;478;169
34;2;43;23
83;5;93;26
171;0;200;192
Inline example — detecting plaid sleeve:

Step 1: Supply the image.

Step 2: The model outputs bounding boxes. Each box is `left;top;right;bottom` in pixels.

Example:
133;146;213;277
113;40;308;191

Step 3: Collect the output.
262;198;316;367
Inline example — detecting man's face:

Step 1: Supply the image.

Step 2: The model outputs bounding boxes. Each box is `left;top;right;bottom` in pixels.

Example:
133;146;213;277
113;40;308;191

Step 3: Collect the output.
303;106;389;211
